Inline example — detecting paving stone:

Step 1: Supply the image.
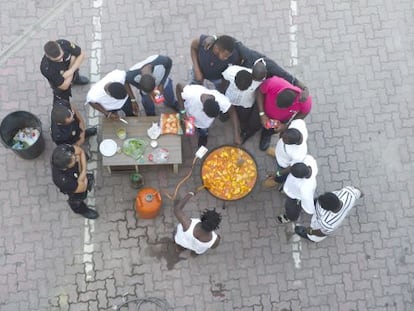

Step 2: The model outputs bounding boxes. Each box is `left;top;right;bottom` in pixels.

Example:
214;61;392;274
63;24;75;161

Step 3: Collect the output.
1;0;414;309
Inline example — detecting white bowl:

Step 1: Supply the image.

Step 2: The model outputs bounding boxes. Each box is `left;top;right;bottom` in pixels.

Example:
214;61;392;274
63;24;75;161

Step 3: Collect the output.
150;140;158;148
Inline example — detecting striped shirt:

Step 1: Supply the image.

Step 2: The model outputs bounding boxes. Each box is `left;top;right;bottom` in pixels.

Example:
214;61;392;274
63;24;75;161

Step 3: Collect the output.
310;186;362;235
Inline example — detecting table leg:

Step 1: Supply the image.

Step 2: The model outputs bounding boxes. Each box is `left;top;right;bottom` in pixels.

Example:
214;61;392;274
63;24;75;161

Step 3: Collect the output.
107;166;112;174
173;164;178;174
135;165;139;172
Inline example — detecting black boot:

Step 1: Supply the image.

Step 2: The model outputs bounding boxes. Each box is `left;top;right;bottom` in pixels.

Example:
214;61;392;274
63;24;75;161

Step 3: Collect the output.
85;127;97;137
259;128;273;151
68;200;99;219
295;226;311;240
73;75;90;85
81;207;99;219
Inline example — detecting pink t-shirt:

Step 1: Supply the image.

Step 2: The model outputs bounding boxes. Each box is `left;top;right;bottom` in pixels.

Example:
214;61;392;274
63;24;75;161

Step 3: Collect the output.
260;77;312;122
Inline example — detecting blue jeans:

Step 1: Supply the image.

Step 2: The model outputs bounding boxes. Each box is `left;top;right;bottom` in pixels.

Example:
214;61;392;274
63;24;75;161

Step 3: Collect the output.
141;78;177;116
109;97;134;116
189;68;222;91
196;128;209;147
196;128;209;137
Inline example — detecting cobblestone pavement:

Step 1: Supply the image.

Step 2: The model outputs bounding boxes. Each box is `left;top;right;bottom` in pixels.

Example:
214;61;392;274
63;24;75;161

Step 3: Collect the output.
1;0;414;310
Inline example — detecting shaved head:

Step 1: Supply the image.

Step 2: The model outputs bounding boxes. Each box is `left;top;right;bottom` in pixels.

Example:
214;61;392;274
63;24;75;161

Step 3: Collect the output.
252;61;266;81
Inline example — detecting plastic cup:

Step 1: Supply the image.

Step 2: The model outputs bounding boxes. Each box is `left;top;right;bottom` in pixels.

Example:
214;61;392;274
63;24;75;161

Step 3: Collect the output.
116;127;127;140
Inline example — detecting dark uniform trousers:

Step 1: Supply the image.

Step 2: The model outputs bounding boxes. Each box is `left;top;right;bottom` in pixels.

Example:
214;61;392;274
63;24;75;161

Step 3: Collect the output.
52;70;80;101
66;173;94;214
67;191;89;214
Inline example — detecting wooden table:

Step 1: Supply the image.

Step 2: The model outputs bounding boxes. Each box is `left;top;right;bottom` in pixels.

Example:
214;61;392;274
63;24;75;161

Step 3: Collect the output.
101;116;182;174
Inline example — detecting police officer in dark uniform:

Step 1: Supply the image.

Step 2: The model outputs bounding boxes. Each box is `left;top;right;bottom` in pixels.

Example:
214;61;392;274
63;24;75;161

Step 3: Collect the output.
40;39;89;101
50;99;97;146
51;144;98;219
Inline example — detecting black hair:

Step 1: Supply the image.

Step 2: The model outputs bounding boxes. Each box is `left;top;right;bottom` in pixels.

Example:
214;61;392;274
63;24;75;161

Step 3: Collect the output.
282;128;302;144
200;209;222;232
290;162;310;178
318;192;341;212
107;82;127;99
51;104;71;124
276;89;297;108
51;144;73;170
215;35;235;52
203;98;220;118
140;74;156;93
234;70;252;91
44;41;61;58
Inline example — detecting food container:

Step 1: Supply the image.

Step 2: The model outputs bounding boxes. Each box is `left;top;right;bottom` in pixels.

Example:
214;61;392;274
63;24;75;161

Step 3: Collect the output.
116;127;127;139
148;148;169;163
160;113;182;135
147;122;161;140
122;138;147;160
150;140;158;148
201;145;258;201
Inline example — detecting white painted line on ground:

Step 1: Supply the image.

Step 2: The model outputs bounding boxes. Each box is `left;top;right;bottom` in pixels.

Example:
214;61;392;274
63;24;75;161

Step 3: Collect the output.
289;0;298;66
291;223;302;269
83;0;103;282
83;220;95;281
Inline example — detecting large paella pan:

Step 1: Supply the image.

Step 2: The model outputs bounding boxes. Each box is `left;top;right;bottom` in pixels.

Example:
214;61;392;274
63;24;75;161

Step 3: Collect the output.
201;145;258;201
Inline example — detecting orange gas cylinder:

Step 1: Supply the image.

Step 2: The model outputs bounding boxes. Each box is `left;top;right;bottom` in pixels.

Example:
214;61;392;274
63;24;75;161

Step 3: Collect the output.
135;187;162;219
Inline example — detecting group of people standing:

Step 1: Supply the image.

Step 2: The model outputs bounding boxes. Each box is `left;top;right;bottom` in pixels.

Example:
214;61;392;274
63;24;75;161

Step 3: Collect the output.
40;34;363;254
182;34;364;247
41;39;99;219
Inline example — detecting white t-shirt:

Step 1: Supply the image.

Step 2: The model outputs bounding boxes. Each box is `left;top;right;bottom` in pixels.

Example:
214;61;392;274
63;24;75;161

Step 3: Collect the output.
86;69;128;110
283;154;318;214
222;65;262;108
174;218;218;254
275;119;308;168
181;85;231;129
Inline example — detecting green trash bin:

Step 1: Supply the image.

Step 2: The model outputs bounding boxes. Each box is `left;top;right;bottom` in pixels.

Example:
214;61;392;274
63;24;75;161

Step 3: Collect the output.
0;111;45;159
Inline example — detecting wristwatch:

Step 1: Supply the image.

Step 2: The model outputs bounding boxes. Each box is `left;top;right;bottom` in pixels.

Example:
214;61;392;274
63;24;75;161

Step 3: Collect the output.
307;228;313;235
